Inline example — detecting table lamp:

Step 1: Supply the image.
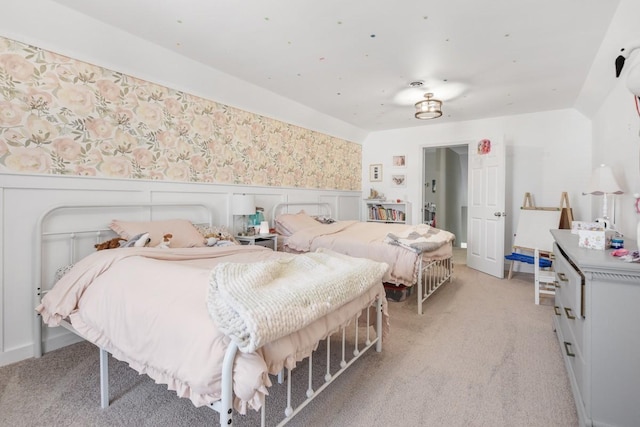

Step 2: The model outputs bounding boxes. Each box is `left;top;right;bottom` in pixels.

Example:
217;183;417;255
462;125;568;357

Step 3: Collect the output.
583;164;623;229
231;194;255;235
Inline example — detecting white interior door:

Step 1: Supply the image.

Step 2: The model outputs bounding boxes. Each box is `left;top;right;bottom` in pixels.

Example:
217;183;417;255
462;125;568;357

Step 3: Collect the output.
467;138;506;278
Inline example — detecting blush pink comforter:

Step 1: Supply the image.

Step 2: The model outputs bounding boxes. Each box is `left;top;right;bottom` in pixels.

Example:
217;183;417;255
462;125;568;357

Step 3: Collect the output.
283;221;454;286
36;245;387;413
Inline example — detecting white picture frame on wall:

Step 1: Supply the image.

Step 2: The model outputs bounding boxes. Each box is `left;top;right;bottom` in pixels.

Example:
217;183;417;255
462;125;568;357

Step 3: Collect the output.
369;164;382;182
392;155;406;168
391;174;406;187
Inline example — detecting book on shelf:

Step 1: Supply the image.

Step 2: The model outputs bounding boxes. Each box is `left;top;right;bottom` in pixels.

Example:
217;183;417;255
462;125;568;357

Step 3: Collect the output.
368;205;405;222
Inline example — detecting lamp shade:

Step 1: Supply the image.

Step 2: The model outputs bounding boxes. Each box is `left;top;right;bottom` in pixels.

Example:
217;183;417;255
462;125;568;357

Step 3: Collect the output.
231;194;255;215
586;164;623;195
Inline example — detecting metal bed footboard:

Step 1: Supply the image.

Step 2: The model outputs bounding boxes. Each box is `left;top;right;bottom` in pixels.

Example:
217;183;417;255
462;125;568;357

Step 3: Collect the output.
80;296;382;427
415;255;454;315
211;297;383;426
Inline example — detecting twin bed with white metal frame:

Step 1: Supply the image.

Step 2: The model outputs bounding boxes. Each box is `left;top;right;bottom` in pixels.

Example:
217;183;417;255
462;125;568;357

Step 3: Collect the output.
272;202;455;315
34;202;387;426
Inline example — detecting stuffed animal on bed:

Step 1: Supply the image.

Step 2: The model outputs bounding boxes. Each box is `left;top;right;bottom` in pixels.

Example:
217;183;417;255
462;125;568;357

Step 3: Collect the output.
204;233;219;246
94;237;126;251
155;233;173;248
204;232;237;247
121;232;151;248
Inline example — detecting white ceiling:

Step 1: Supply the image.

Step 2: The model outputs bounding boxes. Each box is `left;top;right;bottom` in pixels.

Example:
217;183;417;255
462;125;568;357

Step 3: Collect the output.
52;0;620;132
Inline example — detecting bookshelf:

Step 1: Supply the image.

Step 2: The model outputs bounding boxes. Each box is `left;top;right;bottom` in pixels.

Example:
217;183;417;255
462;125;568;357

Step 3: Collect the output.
364;201;411;224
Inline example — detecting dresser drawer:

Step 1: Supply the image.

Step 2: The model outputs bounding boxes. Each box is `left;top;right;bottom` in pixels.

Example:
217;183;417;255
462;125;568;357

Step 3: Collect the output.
564;332;586;408
553;243;585;354
557;300;584;356
553;243;584;318
553;314;586;408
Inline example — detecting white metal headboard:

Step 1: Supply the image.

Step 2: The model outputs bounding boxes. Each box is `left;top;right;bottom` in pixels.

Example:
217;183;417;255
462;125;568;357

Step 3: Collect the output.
34;202;213;357
271;202;333;226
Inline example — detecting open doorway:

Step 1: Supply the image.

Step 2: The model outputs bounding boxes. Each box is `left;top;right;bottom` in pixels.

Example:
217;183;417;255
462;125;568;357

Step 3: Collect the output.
422;145;468;264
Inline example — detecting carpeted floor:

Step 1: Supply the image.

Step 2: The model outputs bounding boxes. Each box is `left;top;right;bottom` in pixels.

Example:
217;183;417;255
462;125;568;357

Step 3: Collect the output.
0;263;576;427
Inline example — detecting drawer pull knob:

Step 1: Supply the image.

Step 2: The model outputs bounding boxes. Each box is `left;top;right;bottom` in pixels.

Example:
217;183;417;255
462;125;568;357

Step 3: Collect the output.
564;307;576;320
554;306;561;316
564;341;576;357
557;272;568;282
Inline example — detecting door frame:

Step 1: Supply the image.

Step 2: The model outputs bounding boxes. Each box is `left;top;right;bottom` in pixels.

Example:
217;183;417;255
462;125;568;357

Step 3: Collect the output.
421;138;506;277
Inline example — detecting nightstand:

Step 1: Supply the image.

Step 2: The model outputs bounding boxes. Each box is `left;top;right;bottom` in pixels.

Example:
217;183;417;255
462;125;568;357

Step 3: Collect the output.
235;234;278;251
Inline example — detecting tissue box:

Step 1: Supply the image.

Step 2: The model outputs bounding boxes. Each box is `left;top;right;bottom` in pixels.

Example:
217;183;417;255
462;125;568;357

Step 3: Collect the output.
572;221;603;234
578;229;615;250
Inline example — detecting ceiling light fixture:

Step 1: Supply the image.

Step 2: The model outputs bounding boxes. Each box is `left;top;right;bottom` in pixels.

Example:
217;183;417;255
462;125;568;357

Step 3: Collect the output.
414;93;443;120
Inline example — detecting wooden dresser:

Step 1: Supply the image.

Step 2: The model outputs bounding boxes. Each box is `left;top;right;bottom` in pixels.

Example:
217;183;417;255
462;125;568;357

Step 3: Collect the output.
551;230;640;427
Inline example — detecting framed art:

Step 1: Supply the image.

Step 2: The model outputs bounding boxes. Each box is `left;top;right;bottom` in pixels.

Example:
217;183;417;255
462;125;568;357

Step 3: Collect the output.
369;164;382;182
477;139;491;155
391;174;406;187
392;155;406;168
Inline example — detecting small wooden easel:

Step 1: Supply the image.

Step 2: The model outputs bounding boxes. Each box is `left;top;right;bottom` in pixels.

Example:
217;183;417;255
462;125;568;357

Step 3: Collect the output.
506;192;567;279
559;192;574;229
520;192;564;212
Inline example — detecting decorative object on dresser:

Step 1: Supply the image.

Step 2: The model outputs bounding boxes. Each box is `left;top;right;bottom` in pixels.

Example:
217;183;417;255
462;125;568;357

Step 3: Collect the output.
231;193;255;236
551;229;640;427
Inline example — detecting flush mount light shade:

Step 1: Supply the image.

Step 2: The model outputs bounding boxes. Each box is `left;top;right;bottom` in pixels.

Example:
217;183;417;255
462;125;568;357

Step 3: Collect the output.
414;93;443;120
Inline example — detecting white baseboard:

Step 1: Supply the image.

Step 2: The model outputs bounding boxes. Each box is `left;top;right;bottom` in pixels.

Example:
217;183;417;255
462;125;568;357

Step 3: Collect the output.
0;345;33;367
0;332;84;368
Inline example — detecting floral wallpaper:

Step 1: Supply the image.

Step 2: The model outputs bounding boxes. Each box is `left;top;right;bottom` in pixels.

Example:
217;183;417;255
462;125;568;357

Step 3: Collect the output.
0;36;361;190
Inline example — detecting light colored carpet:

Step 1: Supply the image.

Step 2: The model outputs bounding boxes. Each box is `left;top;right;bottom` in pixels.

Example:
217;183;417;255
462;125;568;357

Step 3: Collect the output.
0;264;576;427
452;247;467;265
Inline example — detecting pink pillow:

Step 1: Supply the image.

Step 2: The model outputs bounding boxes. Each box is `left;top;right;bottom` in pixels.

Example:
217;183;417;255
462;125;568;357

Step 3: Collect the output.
275;210;320;236
110;219;205;248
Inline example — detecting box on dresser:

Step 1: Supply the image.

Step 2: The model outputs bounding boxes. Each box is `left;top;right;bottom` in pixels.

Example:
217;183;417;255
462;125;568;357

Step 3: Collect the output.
551;229;640;427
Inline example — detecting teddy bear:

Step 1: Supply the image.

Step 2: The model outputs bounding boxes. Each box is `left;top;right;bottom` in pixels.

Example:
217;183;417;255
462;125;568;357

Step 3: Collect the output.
155;233;173;248
94;237;126;251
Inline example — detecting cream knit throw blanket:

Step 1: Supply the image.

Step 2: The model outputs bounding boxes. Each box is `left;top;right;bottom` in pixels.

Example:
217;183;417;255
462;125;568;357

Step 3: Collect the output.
207;249;388;353
384;224;455;253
